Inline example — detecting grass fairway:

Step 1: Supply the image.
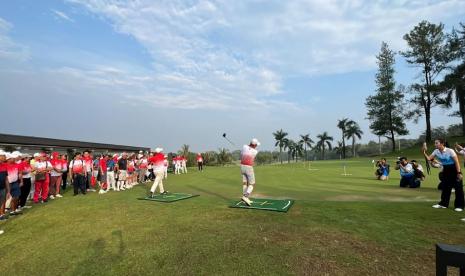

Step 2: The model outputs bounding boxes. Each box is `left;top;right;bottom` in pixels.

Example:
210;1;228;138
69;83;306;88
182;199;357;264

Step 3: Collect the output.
1;160;465;275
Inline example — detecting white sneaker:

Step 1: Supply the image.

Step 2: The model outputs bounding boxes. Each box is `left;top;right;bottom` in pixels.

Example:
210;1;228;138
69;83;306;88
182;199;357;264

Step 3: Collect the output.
455;208;463;212
121;188;125;191
56;194;63;198
241;196;252;206
461;218;465;222
116;189;120;192
0;230;4;235
432;204;447;209
49;195;55;200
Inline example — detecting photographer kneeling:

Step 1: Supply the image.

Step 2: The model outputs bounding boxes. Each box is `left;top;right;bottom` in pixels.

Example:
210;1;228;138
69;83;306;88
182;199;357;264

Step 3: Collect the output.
375;158;390;181
395;157;418;188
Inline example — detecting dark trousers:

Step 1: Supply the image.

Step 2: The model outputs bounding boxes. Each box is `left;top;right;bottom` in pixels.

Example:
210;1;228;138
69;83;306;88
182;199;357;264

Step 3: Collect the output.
439;181;464;208
73;174;86;195
62;171;68;190
439;165;465;208
19;177;32;207
399;175;414;188
85;173;91;190
198;162;203;171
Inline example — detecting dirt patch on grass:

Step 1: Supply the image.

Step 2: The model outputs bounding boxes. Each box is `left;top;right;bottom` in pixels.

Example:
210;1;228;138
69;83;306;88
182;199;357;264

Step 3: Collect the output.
260;228;434;275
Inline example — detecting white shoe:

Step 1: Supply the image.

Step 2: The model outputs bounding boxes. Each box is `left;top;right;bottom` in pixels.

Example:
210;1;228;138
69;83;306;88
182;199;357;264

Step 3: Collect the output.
455;208;463;212
56;194;63;198
121;188;125;191
461;218;465;222
116;189;120;192
22;206;32;209
432;204;447;209
49;195;55;200
241;196;252;206
0;230;4;235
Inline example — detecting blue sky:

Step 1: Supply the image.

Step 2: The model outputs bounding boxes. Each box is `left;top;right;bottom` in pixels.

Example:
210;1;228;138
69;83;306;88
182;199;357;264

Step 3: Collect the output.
0;0;464;152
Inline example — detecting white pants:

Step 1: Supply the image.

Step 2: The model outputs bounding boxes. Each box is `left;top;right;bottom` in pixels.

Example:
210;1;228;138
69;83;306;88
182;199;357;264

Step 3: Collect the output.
175;164;181;174
107;171;116;190
164;167;168;179
182;165;187;173
150;171;165;193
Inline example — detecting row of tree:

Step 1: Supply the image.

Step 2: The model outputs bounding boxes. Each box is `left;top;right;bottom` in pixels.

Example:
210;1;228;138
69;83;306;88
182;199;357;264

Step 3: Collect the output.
366;21;465;150
272;122;363;161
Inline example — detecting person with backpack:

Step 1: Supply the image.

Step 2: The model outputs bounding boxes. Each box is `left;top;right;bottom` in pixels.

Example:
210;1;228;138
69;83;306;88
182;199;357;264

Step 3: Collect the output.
32;153;52;203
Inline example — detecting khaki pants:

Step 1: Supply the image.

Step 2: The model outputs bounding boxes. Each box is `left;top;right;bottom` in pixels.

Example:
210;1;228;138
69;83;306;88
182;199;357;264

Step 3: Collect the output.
50;175;62;196
138;169;147;183
107;171;116;190
150;171;165;193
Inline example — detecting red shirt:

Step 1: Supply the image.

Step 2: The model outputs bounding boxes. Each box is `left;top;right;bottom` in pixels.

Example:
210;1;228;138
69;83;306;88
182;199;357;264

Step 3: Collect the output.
7;163;20;183
99;159;107;172
70;159;85;174
150;154;165;171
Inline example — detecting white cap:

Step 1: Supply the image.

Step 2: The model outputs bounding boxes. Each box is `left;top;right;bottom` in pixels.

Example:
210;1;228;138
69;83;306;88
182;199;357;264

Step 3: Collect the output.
155;147;163;153
6;153;14;159
33;153;40;157
11;152;20;159
251;138;260;146
0;150;6;156
12;151;22;157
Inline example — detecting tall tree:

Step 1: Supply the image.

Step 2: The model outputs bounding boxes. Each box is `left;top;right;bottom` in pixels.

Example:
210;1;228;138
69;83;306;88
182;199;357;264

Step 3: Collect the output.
299;134;313;161
439;63;465;135
337;118;352;159
284;139;296;163
334;141;344;160
366;42;409;152
345;121;363;157
438;23;465;135
316;132;333;160
401;20;453;142
273;129;288;164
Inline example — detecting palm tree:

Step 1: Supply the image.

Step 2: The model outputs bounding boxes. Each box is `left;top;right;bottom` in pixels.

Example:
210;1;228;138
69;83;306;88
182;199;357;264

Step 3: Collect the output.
345;121;363;157
333;141;344;160
283;139;295;163
294;142;304;162
273;129;288;164
316;132;333;160
299;134;313;161
337;118;354;159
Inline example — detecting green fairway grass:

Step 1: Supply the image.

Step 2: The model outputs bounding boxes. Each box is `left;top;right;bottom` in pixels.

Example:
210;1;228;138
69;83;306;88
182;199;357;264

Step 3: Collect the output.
1;160;465;275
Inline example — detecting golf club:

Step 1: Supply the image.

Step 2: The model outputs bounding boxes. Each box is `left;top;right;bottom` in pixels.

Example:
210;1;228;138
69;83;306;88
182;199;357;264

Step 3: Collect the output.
222;133;236;146
423;142;431;175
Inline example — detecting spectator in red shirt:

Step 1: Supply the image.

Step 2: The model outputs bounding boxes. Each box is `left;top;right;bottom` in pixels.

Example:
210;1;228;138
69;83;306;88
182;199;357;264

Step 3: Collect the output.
98;155;108;194
49;152;63;199
7;152;23;214
0;151;10;221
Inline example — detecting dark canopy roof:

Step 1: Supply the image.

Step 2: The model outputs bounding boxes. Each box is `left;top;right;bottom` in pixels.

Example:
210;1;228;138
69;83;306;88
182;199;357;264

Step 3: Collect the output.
0;133;150;152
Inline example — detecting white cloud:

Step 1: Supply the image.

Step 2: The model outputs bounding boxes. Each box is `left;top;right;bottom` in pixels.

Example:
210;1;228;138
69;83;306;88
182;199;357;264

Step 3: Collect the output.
0;17;29;61
52;9;75;23
38;0;465;113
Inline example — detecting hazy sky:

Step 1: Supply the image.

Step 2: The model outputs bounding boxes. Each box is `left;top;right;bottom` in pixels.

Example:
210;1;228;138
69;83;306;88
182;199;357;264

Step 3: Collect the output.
0;0;464;152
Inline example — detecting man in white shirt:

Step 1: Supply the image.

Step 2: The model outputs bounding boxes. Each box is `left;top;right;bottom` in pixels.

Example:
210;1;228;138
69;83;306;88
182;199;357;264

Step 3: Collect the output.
240;138;260;206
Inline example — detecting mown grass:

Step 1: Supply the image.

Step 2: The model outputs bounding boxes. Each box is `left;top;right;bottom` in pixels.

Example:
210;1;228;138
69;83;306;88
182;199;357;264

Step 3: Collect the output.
1;160;465;275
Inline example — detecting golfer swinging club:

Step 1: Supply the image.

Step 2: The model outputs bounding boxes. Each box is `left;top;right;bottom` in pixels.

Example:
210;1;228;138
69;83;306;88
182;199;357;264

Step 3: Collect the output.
240;138;260;206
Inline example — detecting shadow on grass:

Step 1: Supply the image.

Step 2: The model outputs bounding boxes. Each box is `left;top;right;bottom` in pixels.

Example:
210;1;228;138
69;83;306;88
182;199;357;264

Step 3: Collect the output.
72;230;125;276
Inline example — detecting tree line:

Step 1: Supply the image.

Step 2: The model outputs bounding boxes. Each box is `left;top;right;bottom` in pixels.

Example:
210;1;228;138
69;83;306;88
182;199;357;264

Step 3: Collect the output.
366;20;465;149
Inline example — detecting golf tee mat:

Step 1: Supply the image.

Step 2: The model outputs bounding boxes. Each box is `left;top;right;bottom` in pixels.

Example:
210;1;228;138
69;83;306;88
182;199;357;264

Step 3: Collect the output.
139;192;199;203
230;198;294;212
